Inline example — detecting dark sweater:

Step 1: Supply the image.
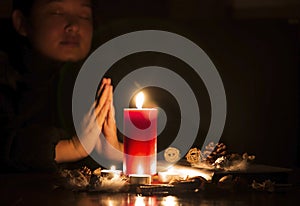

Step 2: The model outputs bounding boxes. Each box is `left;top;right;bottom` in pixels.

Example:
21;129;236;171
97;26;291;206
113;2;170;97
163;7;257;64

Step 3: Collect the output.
0;49;99;173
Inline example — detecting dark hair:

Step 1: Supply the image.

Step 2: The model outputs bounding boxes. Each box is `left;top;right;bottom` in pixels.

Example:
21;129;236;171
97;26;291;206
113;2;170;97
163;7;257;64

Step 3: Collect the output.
12;0;98;17
12;0;36;16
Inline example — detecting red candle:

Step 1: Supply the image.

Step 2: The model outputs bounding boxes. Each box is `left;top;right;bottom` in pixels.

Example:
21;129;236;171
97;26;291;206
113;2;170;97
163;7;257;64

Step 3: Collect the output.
123;92;157;175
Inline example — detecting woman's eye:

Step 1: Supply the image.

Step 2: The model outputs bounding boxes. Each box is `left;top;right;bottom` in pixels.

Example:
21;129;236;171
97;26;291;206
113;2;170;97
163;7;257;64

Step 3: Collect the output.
79;14;92;21
51;10;64;15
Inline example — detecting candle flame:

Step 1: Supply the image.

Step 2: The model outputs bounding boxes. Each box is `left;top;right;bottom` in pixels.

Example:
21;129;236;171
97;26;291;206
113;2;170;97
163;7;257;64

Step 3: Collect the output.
135;92;145;109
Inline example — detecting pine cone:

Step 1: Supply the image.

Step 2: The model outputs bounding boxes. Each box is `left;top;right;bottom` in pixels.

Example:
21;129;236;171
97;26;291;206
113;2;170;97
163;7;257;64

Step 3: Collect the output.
203;142;227;164
186;148;202;165
59;167;91;189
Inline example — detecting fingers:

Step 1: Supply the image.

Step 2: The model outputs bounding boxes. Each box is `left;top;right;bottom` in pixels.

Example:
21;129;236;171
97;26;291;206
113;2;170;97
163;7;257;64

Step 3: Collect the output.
96;97;111;128
107;84;114;114
95;84;111;115
99;78;109;93
105;84;115;121
95;79;113;127
107;100;116;125
96;78;111;104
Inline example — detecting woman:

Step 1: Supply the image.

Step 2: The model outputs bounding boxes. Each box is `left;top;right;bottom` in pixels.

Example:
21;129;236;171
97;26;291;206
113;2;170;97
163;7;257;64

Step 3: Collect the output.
0;0;122;172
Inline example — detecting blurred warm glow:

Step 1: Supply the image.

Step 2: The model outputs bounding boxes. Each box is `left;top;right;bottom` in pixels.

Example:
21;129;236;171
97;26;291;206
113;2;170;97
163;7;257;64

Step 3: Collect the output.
172;165;213;181
107;199;114;206
161;196;178;206
137;164;144;174
135;196;146;206
159;165;213;181
136;92;145;109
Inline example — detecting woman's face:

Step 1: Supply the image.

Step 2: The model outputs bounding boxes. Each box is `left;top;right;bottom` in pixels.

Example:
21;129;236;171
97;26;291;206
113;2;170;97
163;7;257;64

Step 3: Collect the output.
24;0;93;62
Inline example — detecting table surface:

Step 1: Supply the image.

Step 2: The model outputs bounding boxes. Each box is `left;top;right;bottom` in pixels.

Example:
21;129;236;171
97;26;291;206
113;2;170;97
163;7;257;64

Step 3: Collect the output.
1;166;300;206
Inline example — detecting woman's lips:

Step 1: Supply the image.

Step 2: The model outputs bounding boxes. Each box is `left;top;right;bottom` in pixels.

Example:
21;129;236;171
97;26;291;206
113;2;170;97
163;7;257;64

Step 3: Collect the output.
60;39;80;47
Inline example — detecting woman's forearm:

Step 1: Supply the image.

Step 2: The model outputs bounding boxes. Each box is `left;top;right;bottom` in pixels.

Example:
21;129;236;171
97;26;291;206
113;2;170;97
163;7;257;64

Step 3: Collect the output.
54;137;88;163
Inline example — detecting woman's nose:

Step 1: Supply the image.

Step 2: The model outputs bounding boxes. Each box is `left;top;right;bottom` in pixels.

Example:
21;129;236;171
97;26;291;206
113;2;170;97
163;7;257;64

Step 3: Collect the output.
65;15;80;33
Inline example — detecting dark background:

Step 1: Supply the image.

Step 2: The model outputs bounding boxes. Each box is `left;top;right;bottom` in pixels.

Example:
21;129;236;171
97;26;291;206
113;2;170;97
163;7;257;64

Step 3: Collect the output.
1;0;299;168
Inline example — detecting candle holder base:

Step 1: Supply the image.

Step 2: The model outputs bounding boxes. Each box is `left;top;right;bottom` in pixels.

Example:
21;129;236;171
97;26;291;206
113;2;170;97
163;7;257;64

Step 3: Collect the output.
129;174;152;185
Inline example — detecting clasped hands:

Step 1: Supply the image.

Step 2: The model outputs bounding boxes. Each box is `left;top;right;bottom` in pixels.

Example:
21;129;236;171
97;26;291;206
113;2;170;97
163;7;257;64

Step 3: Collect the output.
81;78;123;155
55;78;123;163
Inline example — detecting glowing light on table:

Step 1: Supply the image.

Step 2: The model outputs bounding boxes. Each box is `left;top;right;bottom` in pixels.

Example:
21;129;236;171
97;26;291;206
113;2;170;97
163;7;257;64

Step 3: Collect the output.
101;165;122;179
